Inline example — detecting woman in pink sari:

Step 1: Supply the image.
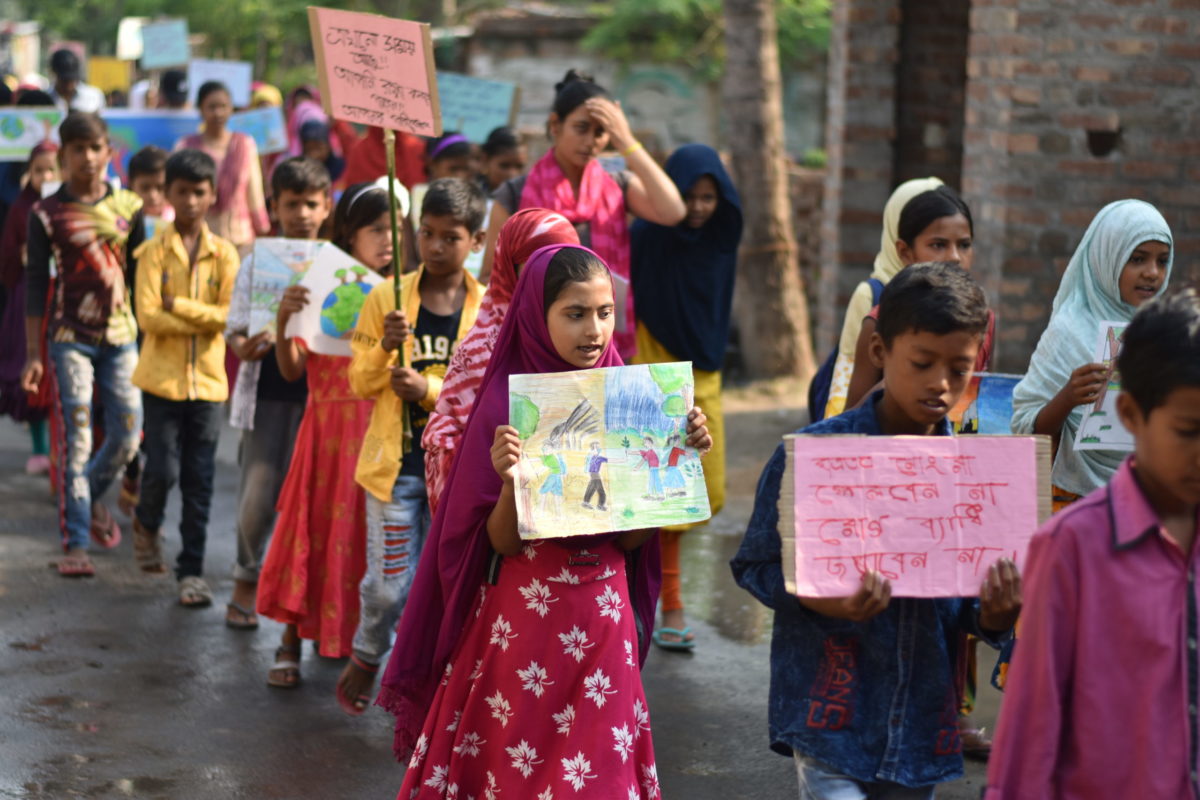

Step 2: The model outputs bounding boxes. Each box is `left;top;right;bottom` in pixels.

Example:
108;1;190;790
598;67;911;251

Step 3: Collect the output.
175;81;269;255
484;70;686;360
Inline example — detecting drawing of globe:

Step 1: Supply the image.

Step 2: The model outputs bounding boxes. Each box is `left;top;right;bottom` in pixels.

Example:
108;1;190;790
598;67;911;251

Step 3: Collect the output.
320;281;371;339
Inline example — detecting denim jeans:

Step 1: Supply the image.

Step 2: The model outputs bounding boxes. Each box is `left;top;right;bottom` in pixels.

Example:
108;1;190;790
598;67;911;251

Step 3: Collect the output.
49;341;142;551
352;475;431;665
795;754;936;800
135;393;223;580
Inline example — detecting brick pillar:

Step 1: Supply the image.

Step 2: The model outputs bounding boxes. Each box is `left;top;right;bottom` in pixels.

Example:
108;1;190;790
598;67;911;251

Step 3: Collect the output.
963;0;1200;372
818;0;902;351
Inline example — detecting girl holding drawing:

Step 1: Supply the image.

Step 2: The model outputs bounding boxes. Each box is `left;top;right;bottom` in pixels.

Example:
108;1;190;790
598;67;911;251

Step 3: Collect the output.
255;183;394;687
379;243;712;798
629;143;743;651
484;70;687;359
1012;199;1173;512
174;81;270;256
423;208;580;512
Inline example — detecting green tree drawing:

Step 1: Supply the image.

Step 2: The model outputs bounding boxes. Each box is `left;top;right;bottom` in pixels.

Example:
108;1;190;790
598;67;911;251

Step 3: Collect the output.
510;394;540;441
649;363;689;395
662;394;688;417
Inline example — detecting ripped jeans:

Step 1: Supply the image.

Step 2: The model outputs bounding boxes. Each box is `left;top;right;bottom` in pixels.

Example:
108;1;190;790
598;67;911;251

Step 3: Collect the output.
49;341;142;552
352;475;430;665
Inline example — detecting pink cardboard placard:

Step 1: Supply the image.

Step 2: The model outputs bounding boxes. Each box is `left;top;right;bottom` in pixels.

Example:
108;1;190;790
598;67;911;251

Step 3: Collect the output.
789;436;1045;598
307;6;442;136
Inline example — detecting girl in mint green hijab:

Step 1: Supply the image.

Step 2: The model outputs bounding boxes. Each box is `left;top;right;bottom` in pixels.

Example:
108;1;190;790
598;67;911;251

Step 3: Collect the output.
1012;199;1173;498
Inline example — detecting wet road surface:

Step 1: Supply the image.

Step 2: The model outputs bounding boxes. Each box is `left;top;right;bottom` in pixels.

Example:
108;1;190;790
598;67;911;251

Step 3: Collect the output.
0;402;996;799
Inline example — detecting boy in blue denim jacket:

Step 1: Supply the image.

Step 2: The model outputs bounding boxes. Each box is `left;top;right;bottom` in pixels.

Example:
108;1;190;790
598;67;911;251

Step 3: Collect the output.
732;263;1022;799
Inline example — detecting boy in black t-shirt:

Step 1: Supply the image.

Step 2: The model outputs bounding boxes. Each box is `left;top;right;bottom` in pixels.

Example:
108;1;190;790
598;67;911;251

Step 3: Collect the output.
341;178;485;714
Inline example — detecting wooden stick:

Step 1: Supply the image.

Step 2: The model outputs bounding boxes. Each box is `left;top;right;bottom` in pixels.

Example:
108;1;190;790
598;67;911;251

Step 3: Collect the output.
382;126;413;454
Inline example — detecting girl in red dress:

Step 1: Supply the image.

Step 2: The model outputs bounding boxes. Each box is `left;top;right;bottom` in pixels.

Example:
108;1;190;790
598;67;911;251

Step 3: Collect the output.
256;182;396;687
378;244;713;798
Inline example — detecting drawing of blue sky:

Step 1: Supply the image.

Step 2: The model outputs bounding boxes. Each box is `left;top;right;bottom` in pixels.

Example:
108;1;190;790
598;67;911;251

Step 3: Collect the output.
603;365;684;433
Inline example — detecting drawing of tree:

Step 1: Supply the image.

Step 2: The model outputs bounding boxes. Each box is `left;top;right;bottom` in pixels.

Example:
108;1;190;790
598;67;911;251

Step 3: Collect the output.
511;393;540;441
649;363;689;395
661;394;688;418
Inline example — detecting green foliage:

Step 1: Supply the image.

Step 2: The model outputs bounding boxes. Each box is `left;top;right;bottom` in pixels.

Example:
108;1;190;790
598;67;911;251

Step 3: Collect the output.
662;394;688;417
648;363;689;395
800;147;827;168
621;436;631;448
350;265;369;278
510;394;540;440
583;0;830;81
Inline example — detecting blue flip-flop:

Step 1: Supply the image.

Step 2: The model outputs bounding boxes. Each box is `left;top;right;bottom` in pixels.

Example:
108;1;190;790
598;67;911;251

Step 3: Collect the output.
652;627;696;652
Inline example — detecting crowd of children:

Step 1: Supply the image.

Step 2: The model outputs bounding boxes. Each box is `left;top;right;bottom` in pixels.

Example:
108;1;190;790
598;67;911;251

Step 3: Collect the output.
0;60;1196;799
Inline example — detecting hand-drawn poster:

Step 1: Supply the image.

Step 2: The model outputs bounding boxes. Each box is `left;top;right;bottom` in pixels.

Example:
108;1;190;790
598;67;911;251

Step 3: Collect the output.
227;106;287;154
308;7;441;136
781;435;1052;598
187;59;253;107
0;108;64;161
948;373;1023;435
249;238;323;335
139;19;190;70
509;362;710;540
436;72;518;143
1075;321;1133;452
283;243;383;357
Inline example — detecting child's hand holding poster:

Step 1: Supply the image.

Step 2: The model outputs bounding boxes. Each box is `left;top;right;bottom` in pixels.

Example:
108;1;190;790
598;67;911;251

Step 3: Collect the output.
1074;321;1133;452
509;362;710;540
283;243;383;357
780;435;1052;598
249;238;323;335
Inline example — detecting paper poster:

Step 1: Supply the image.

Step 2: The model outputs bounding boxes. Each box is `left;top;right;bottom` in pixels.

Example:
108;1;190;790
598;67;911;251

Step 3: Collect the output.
249;238;324;335
102;109;287;180
187;59;253;108
227;106;287;154
0;107;65;161
283;243;384;357
139;19;190;70
1075;321;1132;451
948;373;1023;435
436;72;518;143
781;435;1052;598
307;6;441;136
88;57;131;94
116;17;149;61
509;362;710;540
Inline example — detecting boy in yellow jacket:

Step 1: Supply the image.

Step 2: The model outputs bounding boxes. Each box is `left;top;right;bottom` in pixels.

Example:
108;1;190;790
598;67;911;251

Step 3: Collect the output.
336;178;485;713
130;149;239;608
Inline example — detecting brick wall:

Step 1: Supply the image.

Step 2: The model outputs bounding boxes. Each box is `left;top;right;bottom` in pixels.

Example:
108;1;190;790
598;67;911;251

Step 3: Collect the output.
819;0;902;352
894;0;970;188
963;0;1200;372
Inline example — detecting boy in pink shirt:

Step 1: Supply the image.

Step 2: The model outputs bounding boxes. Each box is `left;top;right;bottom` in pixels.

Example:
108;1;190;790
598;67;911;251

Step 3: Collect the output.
986;289;1200;799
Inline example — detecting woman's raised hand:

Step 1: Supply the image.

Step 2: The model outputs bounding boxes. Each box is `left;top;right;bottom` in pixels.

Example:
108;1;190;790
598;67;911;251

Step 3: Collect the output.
584;97;635;152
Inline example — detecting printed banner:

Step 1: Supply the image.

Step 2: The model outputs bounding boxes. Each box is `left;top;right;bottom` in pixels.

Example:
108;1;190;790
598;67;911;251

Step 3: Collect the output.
249;238;324;335
781;435;1052;598
0;107;65;161
948;373;1023;435
187;59;253;107
284;243;383;357
1075;321;1133;452
308;6;441;136
509;362;710;540
436;72;518;143
139;19;190;69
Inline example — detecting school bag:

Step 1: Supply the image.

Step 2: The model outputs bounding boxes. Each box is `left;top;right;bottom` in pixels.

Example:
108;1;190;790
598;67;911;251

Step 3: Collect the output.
807;278;885;422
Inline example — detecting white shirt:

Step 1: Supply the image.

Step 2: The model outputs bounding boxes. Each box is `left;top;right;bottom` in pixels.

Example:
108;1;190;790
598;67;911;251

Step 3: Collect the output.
51;83;107;113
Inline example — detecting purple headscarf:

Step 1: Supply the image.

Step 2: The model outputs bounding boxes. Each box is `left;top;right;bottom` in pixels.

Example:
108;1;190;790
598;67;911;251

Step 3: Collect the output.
376;243;662;759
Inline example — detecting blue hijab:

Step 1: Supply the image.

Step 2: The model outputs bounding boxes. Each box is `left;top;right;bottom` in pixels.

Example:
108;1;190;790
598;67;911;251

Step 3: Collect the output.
630;144;743;371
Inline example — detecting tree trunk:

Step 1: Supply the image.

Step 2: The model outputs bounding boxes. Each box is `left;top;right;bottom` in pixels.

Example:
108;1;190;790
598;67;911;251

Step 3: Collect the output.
722;0;816;380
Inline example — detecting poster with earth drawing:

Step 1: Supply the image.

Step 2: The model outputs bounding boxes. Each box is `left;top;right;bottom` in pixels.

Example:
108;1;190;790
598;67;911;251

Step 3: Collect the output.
283;243;383;357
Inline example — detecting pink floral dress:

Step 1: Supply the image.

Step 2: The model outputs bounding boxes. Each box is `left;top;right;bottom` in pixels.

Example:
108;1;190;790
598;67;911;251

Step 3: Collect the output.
398;539;662;799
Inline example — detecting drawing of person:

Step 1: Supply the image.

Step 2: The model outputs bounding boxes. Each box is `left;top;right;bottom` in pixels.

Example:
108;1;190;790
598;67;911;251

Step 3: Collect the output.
582;441;609;511
631;435;665;500
538;442;567;515
662;434;690;497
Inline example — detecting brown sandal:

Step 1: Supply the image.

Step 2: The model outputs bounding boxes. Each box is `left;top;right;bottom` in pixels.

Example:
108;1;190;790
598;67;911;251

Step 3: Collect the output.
132;518;169;575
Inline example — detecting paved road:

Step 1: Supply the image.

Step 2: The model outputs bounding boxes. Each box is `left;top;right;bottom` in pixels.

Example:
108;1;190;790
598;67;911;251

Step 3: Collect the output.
0;402;997;799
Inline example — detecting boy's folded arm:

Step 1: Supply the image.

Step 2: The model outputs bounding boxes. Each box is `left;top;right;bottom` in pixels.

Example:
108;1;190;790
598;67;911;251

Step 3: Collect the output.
168;250;239;332
419;373;443;412
135;254;205;335
731;444;802;614
348;290;396;397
